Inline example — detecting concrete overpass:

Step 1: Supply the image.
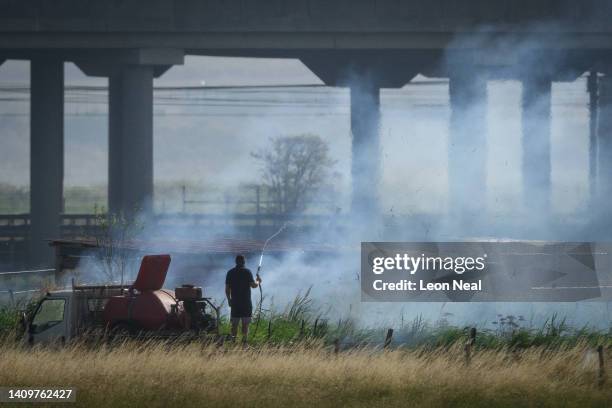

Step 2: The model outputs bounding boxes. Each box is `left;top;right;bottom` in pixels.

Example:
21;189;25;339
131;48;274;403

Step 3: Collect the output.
2;0;612;266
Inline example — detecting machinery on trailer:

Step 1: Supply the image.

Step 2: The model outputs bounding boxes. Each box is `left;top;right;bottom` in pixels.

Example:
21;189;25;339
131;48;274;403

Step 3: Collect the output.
26;254;219;345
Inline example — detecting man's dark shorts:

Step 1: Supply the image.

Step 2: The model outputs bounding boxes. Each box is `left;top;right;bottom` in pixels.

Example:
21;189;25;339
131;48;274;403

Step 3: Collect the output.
230;302;253;318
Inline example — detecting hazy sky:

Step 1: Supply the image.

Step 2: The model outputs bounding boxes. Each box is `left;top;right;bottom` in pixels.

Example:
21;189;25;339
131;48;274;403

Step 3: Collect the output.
0;56;590;215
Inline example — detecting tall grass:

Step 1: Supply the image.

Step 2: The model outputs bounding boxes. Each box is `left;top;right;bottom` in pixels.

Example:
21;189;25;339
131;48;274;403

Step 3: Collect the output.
0;340;610;407
1;291;611;406
2;292;610;350
215;292;612;350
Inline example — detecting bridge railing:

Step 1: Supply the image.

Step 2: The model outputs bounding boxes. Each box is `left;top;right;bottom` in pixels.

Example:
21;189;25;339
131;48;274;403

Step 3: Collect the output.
0;212;343;237
0;212;346;268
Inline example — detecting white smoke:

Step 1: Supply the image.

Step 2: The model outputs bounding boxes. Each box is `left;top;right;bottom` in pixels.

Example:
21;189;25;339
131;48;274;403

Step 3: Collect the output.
2;23;611;329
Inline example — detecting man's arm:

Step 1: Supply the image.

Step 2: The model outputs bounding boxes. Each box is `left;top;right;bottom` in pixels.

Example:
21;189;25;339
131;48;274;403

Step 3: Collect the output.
249;271;261;288
225;283;231;306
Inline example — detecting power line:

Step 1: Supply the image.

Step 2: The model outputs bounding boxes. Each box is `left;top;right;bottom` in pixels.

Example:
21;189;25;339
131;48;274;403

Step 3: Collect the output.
0;81;448;93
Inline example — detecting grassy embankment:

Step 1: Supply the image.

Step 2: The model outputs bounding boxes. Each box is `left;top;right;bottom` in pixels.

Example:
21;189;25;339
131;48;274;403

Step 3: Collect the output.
1;292;611;407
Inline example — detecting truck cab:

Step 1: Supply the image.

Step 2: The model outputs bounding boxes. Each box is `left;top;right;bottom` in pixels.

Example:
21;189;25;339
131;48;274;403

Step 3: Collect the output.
27;286;126;345
28;291;72;345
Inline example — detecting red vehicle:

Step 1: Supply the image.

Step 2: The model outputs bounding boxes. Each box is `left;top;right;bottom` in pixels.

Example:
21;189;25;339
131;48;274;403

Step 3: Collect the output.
26;255;219;345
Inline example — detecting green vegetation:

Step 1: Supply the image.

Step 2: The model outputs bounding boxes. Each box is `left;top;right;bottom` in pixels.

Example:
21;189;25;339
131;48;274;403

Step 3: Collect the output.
0;183;29;213
0;181;339;215
214;291;612;350
0;305;20;336
0;183;107;214
0;297;37;341
1;290;611;351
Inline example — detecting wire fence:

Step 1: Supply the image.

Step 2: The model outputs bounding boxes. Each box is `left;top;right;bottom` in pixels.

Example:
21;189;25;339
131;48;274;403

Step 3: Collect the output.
0;268;53;306
0;183;345;216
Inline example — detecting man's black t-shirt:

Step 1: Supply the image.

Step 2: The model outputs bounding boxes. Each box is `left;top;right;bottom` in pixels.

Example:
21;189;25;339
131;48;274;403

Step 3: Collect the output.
225;266;255;317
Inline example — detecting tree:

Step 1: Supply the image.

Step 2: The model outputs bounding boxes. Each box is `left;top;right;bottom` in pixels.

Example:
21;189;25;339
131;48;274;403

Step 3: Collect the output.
93;210;142;286
252;134;336;215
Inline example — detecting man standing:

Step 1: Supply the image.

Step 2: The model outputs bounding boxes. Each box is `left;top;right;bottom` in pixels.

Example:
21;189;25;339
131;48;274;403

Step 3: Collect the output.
225;254;261;345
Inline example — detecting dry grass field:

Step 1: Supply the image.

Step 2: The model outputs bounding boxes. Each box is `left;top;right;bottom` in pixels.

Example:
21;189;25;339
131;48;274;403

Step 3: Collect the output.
1;340;610;408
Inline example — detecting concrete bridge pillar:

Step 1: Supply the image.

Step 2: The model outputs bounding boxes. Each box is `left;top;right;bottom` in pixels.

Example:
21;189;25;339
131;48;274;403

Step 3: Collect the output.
29;58;64;267
597;74;612;218
300;51;433;221
588;71;599;208
521;74;552;215
448;71;488;224
108;66;154;217
74;49;183;220
350;80;381;217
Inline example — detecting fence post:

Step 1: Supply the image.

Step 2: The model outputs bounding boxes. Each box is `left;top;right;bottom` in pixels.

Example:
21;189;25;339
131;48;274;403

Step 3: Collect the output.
334;338;340;355
313;318;319;337
464;327;477;365
299;319;305;339
384;328;394;349
598;345;606;387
